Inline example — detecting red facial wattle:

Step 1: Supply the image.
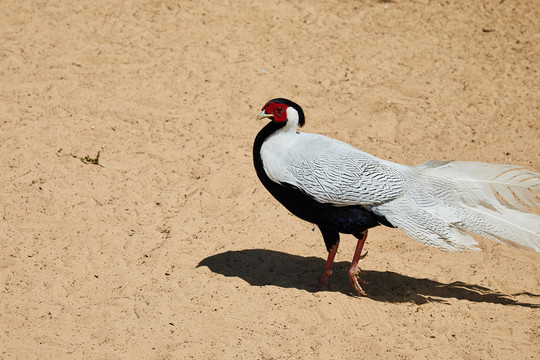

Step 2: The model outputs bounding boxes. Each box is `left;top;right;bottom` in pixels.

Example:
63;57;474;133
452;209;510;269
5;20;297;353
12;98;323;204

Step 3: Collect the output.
262;102;288;123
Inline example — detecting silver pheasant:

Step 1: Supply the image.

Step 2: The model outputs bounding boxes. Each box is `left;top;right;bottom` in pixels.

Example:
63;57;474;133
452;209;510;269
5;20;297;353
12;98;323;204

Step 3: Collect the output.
254;98;540;295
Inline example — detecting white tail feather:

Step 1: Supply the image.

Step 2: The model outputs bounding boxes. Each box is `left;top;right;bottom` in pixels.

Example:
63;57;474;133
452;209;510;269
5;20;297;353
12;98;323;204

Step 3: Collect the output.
375;160;540;252
418;160;540;209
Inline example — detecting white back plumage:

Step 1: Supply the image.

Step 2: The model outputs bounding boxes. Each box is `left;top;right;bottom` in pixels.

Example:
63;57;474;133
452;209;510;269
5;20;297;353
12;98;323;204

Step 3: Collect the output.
260;109;540;252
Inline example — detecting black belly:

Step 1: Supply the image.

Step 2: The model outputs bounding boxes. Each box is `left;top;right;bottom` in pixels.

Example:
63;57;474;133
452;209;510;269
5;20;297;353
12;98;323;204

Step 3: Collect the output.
267;181;393;235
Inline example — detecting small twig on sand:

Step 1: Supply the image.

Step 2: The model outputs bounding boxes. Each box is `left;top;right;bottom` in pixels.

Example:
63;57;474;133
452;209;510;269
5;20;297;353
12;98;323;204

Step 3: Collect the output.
57;148;105;168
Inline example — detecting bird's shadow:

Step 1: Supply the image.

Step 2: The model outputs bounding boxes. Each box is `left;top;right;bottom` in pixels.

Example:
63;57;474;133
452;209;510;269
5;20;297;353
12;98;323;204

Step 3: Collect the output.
197;249;539;307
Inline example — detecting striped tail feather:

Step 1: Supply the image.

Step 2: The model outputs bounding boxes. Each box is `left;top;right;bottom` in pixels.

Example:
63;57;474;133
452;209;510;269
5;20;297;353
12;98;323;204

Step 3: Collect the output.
376;160;540;252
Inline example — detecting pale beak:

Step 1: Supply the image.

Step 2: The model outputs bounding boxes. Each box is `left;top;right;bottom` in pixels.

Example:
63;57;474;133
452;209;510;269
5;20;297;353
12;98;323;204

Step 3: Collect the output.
257;111;274;121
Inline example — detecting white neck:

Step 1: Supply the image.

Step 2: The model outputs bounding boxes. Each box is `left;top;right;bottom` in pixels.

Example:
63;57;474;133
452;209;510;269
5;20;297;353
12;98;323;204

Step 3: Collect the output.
282;107;299;133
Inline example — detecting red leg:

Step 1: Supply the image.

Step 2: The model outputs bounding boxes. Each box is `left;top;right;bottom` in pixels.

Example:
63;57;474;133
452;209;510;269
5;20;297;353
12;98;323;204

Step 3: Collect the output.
348;230;369;296
310;241;339;291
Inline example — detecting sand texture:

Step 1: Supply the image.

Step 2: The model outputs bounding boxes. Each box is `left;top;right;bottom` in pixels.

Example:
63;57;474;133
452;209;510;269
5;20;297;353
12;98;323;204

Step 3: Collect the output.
1;0;539;359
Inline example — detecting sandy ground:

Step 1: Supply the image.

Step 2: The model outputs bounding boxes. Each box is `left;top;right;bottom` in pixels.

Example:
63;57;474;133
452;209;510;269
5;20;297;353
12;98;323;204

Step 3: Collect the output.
1;0;539;359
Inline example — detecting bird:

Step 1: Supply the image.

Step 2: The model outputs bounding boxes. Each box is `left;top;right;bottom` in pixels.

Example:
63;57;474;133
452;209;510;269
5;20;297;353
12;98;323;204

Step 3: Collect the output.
253;98;540;296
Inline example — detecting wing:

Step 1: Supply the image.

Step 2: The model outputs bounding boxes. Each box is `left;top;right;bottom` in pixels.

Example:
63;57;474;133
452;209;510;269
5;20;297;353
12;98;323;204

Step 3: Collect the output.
260;131;407;206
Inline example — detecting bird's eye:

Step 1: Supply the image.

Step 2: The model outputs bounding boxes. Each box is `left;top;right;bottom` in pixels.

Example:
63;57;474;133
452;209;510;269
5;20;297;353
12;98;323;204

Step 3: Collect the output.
276;107;283;114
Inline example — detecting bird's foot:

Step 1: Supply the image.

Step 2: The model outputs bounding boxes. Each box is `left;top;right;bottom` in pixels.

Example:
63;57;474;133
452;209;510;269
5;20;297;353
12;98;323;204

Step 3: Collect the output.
348;231;369;296
348;265;367;296
309;269;332;292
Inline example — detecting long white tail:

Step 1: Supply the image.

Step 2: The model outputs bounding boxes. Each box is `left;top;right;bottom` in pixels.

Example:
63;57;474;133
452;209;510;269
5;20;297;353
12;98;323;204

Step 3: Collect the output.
374;160;540;252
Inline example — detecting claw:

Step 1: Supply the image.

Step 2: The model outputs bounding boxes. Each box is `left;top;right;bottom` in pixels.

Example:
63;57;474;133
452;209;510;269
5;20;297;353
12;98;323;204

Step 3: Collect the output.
347;230;369;295
309;280;328;292
348;266;367;296
309;269;332;292
359;250;368;260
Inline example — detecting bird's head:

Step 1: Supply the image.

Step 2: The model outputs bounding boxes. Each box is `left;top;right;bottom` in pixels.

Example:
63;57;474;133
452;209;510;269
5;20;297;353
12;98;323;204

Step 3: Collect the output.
257;98;305;128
